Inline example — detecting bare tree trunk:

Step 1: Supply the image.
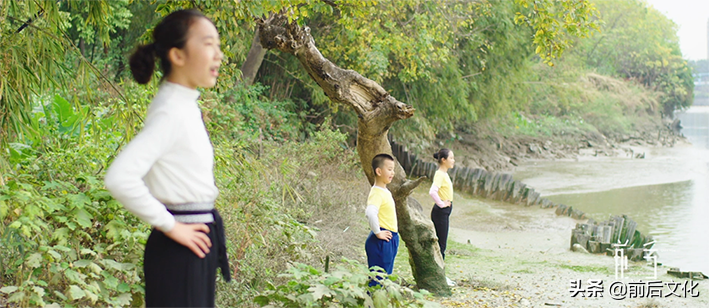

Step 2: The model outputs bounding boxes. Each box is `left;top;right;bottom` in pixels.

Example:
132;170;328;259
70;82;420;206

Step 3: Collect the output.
79;38;85;57
257;15;450;295
240;27;267;86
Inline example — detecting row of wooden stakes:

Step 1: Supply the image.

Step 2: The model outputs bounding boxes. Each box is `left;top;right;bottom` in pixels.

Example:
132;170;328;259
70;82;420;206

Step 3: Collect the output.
571;215;655;261
389;139;586;219
389;139;655;261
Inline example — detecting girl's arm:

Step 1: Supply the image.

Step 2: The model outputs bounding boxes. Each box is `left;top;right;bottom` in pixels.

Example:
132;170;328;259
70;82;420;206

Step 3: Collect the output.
104;111;177;232
429;185;446;208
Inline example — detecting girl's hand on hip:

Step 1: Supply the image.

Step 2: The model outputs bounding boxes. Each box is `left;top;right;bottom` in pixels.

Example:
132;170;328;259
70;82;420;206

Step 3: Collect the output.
163;222;212;258
442;200;451;208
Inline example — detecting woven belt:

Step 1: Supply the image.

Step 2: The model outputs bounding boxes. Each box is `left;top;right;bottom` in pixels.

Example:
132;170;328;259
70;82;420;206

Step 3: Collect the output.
165;202;215;223
164;202;232;282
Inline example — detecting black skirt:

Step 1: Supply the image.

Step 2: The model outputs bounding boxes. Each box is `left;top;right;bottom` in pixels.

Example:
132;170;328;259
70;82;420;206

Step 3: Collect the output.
143;209;230;307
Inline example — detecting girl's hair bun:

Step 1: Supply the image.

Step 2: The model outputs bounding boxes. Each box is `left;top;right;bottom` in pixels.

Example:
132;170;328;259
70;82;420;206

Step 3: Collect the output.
433;148;451;163
129;43;157;84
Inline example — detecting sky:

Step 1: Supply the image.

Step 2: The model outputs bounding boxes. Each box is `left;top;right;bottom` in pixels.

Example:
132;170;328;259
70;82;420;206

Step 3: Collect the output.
644;0;709;60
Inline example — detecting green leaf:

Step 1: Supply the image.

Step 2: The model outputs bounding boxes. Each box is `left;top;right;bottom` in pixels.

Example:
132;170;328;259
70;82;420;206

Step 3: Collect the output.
117;283;130;293
90;190;112;201
53;245;72;252
54;291;68;301
105;219;126;240
308;284;330;301
323;276;339;286
84;288;98;303
26;252;42;268
68;193;91;209
8;291;25;302
74;208;93;228
101;259;121;271
73;260;92;268
51;228;70;246
64;269;86;285
80;248;97;256
53;94;75;124
121;262;136;271
115;293;132;306
32;286;45;297
0;286;19;294
102;273;119;289
8;143;32;161
68;285;85;301
66;221;77;230
88;262;102;274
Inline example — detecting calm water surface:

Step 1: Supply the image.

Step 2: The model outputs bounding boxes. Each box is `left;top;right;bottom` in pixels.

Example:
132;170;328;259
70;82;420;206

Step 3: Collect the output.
512;106;709;274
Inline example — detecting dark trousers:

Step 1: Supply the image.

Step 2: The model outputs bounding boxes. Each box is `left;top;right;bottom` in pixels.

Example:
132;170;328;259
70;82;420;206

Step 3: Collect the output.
365;229;399;286
431;203;452;260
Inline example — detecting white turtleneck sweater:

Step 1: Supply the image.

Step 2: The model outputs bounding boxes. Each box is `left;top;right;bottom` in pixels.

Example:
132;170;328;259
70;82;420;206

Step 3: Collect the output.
104;82;219;232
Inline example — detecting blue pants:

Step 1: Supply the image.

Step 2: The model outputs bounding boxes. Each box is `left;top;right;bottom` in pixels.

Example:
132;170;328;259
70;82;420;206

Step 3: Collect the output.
365;229;399;286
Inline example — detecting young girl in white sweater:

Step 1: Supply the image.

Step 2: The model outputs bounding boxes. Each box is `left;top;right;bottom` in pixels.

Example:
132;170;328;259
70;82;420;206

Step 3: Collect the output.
104;9;229;307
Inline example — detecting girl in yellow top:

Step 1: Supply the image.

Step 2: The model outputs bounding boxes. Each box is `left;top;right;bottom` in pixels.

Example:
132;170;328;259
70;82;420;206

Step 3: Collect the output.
429;148;455;286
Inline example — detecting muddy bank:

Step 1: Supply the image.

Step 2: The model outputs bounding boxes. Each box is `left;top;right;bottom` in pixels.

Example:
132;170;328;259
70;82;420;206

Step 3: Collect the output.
399;186;709;308
418;118;684;173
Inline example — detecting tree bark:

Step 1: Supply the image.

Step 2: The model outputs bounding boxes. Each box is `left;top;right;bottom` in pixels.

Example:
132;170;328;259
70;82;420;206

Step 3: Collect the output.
257;15;450;295
240;27;267;86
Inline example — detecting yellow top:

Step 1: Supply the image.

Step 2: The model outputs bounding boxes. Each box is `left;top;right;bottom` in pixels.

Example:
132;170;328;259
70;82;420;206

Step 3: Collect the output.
433;170;453;201
367;186;397;232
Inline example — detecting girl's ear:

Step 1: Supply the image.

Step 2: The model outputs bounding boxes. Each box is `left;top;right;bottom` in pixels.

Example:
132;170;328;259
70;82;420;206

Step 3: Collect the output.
375;167;381;177
168;47;187;68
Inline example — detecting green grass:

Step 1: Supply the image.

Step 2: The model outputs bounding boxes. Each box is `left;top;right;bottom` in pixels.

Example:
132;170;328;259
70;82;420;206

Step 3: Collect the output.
558;264;612;275
496;70;663;142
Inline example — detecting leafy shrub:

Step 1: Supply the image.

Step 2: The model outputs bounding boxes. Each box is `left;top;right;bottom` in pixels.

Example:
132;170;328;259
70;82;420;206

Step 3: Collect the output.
207;83;312;143
1;91;148;307
0;175;148;307
254;259;439;308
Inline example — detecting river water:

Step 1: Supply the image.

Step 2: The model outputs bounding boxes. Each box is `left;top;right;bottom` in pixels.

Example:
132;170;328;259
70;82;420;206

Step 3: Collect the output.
513;106;709;275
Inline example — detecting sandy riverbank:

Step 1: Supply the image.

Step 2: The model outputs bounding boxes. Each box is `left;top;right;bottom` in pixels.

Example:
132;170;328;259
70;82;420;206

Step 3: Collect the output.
393;186;709;308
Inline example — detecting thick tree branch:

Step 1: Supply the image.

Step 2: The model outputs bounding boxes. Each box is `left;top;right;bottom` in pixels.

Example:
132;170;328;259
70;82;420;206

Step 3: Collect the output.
400;176;427;195
256;15;414;121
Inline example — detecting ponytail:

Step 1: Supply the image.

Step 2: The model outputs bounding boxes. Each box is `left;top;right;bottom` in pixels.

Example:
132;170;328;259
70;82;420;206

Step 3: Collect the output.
433;148;451;164
129;43;156;84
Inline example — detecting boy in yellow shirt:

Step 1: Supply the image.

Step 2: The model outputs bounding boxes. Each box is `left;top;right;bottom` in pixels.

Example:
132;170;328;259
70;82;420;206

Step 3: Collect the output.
364;154;398;287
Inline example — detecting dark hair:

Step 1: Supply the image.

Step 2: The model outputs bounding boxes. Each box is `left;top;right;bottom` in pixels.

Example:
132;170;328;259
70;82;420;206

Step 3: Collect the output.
433;148;452;164
371;153;395;175
129;9;207;84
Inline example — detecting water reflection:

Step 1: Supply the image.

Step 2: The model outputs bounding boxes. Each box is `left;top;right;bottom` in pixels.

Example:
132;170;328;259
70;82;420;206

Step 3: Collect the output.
511;106;709;274
679;106;709;149
546;180;708;274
